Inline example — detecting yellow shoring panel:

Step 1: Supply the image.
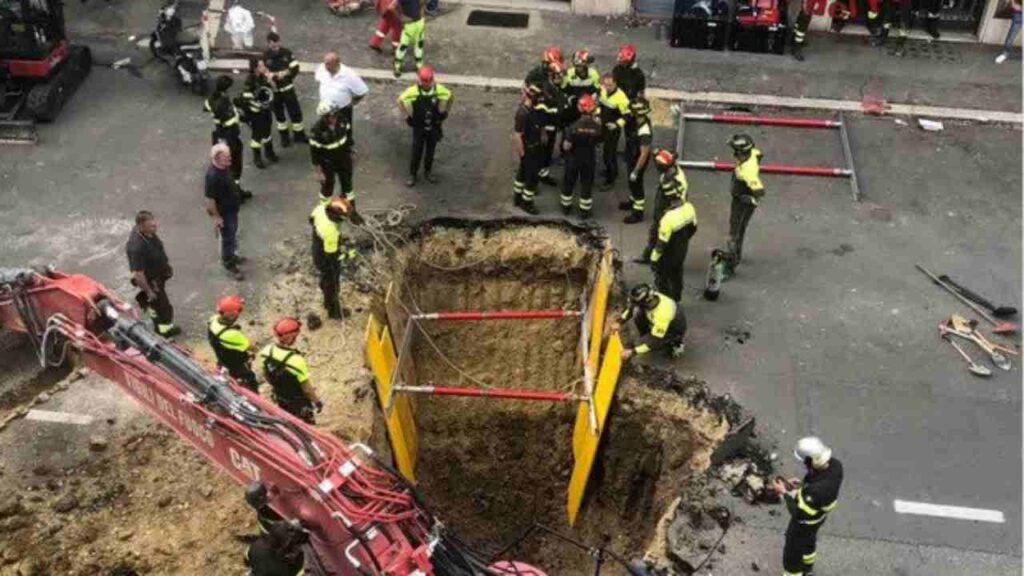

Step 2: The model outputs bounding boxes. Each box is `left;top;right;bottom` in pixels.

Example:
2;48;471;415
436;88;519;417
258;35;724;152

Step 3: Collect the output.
365;314;419;483
586;252;613;378
567;332;624;526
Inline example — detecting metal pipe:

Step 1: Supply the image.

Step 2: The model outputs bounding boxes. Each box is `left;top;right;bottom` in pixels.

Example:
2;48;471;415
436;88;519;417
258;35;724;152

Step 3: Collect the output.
683;113;841;129
677;160;851;177
838;112;862;201
410;309;581;321
393;385;576;402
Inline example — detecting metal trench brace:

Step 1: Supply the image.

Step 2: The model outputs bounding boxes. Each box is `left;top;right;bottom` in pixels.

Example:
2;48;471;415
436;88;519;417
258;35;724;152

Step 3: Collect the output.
672;103;862;202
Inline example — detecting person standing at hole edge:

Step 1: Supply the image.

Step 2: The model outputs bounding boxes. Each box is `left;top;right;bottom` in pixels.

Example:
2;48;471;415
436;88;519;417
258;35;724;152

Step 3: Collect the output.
236;58;279;170
310;197;364;319
259;317;323;424
771;437;843;576
620;97;653;224
393;0;426;77
206;143;247;281
245;513;309;576
725;134;765;276
126;211;180;338
598;72;630;191
398;65;452;187
640;149;689;262
309;106;355;206
619;284;687;360
524;49;568;187
649;190;697;302
205;76;249;198
208;295;258;392
512;83;545;215
315;51;368;148
264;32;308;148
560;93;602;219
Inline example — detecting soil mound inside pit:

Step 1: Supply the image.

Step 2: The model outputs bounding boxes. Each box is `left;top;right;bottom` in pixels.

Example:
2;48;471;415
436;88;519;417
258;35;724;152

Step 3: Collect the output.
376;220;733;571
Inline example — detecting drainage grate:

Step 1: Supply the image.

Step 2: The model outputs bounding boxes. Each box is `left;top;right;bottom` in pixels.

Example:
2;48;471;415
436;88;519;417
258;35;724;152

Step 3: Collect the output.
466;10;530;28
887;39;963;63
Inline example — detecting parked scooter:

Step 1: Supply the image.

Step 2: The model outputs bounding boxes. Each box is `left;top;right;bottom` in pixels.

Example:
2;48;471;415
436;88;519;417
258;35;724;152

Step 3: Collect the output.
149;0;210;95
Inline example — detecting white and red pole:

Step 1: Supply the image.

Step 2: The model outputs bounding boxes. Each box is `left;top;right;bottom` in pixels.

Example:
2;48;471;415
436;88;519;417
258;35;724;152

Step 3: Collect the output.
678;160;852;178
411;309;582;321
394;385;577;402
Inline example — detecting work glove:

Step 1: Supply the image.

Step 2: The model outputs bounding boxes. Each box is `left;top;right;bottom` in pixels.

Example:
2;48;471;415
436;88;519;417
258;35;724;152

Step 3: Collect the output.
629;171;639;183
349;210;365;226
314;400;324;413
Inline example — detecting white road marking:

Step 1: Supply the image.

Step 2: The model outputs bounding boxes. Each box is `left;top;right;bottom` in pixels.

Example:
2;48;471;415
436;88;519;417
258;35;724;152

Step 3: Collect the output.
206;58;1024;125
893;499;1005;523
25;410;94;426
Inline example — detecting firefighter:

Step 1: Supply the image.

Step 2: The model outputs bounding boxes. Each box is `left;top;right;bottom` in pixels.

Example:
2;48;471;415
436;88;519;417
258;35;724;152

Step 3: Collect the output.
398;65;453;187
560;93;602;219
369;0;401;53
791;1;852;61
393;0;426;77
621;97;653;224
258;317;323;424
244;482;284;535
245;515;309;576
309;106;354;205
310;197;364;319
264;32;307;147
512;83;544;215
524;46;563;94
725;134;765;275
867;0;911;47
563;49;600;122
640;149;688;262
612;44;645;101
208;295;257;392
598;73;630;190
205;75;246;192
771;437;844;576
236;58;279;170
649;193;698;302
536;61;568;187
619;284;687;360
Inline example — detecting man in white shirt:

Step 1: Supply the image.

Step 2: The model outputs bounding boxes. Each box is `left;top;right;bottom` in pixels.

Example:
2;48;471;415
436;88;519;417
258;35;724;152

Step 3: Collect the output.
314;51;369;144
224;3;255;50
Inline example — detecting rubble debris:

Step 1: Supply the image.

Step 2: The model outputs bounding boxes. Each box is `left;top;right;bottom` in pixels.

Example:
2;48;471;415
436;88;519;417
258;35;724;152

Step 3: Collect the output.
88;436;109;452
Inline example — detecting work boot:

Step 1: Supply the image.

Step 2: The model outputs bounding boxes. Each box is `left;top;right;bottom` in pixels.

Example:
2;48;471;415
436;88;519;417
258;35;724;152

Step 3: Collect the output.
280;130;292;148
369;44;383;54
618;199;633;212
599;180;615;191
539;173;558;186
156;324;182;338
830;16;848;33
623;210;643;224
925;17;941;40
406;175;417;187
516;197;539;215
560;204;572;216
578;207;592;220
253;149;266;169
293;130;308;145
424;172;438;183
265;143;279;163
792;43;805;61
224;262;245;281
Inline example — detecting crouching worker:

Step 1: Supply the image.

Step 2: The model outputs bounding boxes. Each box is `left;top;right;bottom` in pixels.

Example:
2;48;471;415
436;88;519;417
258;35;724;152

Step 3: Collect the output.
619;284;687;360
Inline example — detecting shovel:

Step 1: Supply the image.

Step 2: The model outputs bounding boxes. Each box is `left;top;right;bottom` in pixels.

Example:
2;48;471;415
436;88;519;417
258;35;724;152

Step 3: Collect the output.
939;322;1012;371
942;335;992;377
937;274;1018;318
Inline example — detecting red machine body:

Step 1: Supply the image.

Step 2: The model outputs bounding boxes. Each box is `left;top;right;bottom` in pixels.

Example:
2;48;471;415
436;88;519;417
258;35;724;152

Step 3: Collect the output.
0;268;541;575
736;0;781;26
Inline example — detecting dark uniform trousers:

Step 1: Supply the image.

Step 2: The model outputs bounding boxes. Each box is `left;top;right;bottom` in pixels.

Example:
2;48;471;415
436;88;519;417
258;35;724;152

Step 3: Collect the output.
411;128;439;177
515;144;543;203
321;151;354;202
562;154;595;211
134;276;174;327
626;137;648;212
643;189;671;261
634;308;686;352
783;520;820;575
602;126;621;184
654;223;696;302
273;89;304;137
728;195;757;265
312;234;342;320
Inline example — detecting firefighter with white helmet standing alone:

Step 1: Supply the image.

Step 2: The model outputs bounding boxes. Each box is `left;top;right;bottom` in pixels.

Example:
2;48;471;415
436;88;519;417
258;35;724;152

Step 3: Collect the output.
772;437;844;576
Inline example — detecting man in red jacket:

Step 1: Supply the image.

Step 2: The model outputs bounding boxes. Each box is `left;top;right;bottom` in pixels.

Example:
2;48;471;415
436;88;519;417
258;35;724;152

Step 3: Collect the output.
370;0;401;54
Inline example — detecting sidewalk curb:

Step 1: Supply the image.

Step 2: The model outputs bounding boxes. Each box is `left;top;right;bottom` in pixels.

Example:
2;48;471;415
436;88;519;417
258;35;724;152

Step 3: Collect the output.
208;58;1023;125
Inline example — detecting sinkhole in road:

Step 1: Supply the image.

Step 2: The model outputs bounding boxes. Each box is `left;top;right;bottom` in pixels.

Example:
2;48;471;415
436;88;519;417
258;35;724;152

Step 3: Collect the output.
372;220;735;570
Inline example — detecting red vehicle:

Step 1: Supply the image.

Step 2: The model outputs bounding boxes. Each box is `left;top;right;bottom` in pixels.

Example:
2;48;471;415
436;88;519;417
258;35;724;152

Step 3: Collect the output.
0;0;91;142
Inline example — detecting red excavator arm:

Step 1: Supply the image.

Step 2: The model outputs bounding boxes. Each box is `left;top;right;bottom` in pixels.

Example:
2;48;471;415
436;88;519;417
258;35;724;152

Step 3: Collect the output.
0;267;532;576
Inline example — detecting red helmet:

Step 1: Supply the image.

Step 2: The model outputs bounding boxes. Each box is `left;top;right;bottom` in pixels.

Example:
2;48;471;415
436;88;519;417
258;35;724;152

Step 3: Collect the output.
548;60;566;76
577;93;597;114
541;46;563;65
572;49;592;66
273;317;302;339
216;295;244;316
653;148;676;168
417;65;435;85
617;43;637;64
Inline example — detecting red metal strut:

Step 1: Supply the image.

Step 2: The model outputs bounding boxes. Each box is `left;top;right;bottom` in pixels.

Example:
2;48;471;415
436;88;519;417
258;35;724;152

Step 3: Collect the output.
412;309;582;321
393;385;577;402
682;113;842;129
678;160;852;178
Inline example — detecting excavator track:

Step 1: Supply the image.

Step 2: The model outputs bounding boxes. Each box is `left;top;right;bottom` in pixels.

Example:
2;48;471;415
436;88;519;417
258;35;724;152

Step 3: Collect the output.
25;45;91;123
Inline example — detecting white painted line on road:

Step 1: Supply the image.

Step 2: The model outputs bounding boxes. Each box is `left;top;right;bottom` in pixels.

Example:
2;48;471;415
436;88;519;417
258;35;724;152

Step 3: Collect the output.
207;59;1024;125
25;410;94;426
893;499;1005;523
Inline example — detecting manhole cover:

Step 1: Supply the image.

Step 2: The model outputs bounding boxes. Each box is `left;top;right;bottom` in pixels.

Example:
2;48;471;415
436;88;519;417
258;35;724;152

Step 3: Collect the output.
887;39;962;63
466;9;530;28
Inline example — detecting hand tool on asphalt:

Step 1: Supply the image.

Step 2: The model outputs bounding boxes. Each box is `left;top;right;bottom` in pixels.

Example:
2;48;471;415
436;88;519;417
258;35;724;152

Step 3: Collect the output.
937;274;1018;318
939;320;1012;371
949;315;1018;357
941;334;993;377
916;265;1019;335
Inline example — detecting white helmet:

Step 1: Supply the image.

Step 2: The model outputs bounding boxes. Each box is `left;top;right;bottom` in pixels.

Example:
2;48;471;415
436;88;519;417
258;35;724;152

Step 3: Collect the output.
794;436;832;468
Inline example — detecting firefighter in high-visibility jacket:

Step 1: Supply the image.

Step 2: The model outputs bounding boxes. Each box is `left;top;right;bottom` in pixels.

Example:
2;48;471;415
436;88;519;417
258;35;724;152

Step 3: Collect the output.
309;107;354;205
726;133;765;275
598;72;630;190
235;58;279;170
649;194;697;302
640;149;688;262
208;295;257;392
563;49;599;125
771;437;843;576
310;197;364;319
258;317;322;424
398;65;453;187
621;97;653;224
619;284;687;360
